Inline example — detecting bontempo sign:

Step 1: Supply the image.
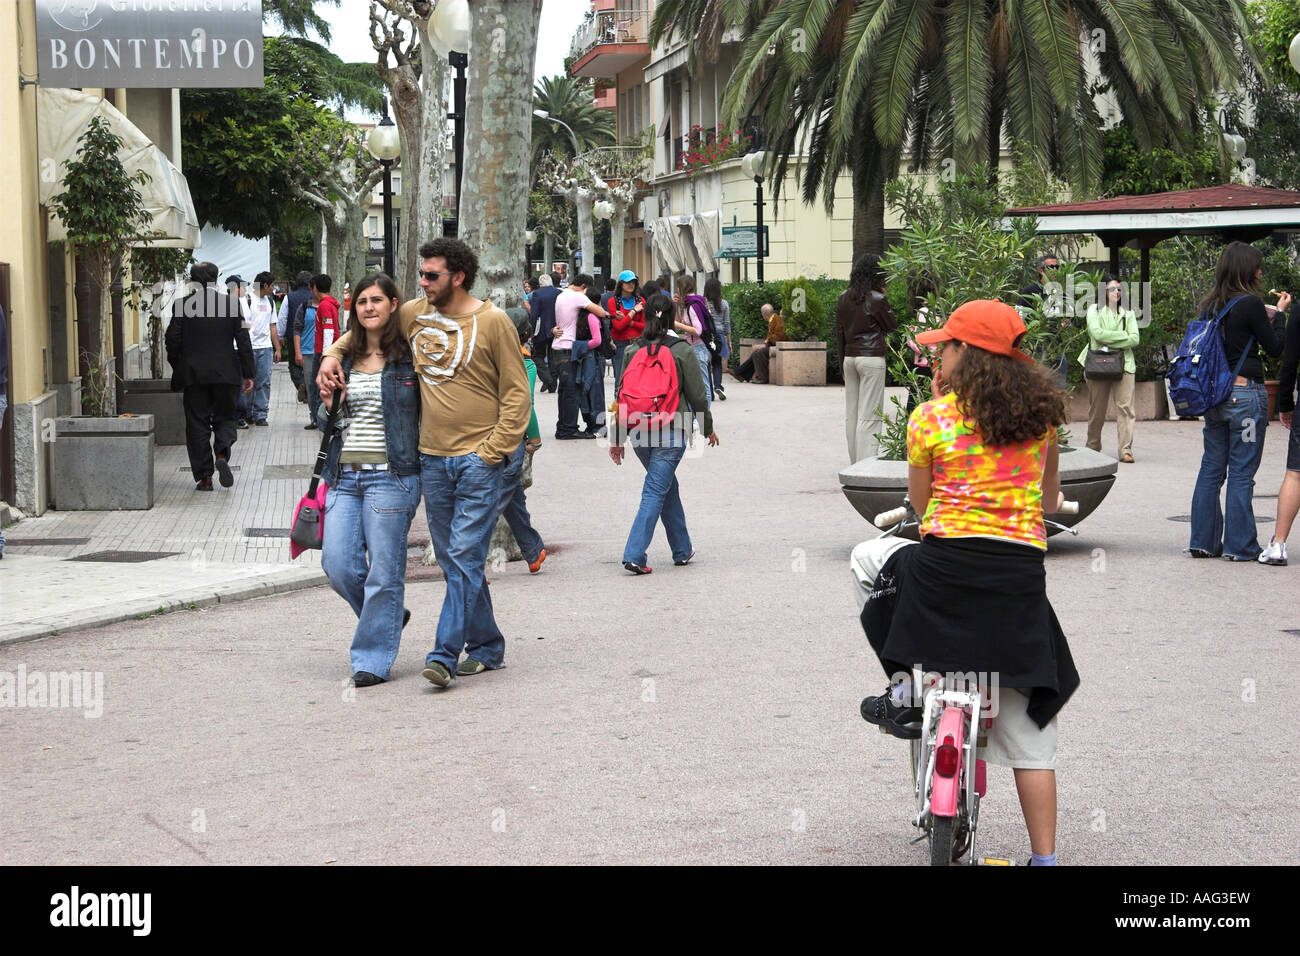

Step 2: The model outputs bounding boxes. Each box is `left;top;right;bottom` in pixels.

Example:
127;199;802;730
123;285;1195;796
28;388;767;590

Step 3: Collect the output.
35;0;264;89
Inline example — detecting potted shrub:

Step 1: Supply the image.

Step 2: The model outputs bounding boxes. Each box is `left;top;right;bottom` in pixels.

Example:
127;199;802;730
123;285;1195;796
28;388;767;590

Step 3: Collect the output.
770;276;827;385
46;115;157;510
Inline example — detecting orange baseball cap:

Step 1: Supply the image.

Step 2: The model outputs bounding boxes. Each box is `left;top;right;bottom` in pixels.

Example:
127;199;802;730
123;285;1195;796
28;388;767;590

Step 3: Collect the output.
915;299;1032;362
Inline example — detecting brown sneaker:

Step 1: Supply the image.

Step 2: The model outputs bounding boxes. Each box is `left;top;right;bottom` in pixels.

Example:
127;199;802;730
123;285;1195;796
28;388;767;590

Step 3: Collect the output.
528;548;547;574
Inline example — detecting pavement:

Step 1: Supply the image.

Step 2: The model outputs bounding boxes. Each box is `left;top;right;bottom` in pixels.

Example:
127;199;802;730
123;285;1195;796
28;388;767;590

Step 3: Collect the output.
1;368;1297;865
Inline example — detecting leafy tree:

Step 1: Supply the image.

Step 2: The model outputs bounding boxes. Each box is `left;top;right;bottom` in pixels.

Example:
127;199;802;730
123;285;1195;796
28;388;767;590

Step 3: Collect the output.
264;0;339;43
181;36;382;239
532;75;616;163
1242;0;1300;190
653;0;1253;258
1099;124;1226;197
47;117;153;416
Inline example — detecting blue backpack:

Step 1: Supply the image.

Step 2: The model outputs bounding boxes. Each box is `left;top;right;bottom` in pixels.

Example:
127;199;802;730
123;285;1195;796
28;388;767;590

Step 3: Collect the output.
1167;295;1254;417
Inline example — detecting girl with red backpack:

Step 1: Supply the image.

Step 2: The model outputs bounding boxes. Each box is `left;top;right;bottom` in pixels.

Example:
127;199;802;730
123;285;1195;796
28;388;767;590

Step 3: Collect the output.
610;293;720;575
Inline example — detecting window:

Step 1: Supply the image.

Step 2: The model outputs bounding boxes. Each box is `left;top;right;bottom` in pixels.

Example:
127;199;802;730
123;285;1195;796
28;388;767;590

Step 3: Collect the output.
369;216;379;236
391;172;402;196
634;84;643;137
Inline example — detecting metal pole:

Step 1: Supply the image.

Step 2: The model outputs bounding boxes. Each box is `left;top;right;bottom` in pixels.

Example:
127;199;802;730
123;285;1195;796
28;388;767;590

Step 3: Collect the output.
755;176;765;286
382;159;394;278
449;51;468;238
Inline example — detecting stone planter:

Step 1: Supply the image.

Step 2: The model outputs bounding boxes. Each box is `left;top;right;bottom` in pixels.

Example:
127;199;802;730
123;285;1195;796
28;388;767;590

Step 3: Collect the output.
771;340;827;386
838;446;1118;540
122;378;185;445
52;415;155;511
1068;379;1168;422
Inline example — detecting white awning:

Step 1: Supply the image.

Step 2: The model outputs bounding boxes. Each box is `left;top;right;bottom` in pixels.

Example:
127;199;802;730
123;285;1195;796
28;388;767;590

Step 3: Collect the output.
644;43;689;83
38;87;201;249
689;211;721;273
675;219;705;272
651;217;685;273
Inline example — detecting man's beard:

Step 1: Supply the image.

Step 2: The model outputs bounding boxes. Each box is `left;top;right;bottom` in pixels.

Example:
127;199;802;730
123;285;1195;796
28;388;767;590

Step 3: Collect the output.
426;286;454;310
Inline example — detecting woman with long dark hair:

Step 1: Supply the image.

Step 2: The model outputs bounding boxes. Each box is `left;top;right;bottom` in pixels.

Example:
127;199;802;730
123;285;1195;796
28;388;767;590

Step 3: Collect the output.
852;299;1077;865
1189;241;1288;560
319;273;422;687
836;253;897;462
610;293;719;574
609;269;645;391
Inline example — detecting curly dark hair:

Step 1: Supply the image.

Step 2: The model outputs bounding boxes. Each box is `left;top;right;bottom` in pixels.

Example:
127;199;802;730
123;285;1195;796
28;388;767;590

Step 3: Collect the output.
847;253;886;303
418;237;478;291
345;273;409;364
945;345;1067;446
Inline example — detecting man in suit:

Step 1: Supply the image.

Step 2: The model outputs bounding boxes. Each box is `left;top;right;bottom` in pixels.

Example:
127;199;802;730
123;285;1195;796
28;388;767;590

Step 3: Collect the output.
528;272;563;392
166;261;254;491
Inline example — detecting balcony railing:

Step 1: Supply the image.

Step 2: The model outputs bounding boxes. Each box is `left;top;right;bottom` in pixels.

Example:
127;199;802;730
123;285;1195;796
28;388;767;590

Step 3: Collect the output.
574;145;653;186
569;8;650;63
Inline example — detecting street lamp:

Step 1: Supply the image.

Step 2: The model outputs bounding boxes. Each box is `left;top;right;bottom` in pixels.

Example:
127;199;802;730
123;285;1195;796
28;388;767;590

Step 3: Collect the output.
431;0;470;237
534;109;582;158
741;150;768;286
365;100;401;278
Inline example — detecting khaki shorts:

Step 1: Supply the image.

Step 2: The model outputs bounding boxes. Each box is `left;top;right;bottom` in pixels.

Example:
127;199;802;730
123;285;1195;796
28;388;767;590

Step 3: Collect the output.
982;688;1057;770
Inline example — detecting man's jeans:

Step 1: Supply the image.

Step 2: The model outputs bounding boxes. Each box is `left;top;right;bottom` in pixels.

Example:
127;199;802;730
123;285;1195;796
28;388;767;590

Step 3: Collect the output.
494;442;544;565
251;347;273;421
554;349;581;437
421;451;506;672
322;469;421;678
692;342;713;402
622;444;693;566
1190;383;1269;559
305;354;321;424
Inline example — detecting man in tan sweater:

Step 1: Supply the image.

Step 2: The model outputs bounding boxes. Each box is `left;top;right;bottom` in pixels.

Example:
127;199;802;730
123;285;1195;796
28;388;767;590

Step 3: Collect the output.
318;238;530;687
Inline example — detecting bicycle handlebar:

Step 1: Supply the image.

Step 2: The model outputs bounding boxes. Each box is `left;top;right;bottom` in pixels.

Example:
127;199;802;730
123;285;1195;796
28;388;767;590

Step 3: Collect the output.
874;505;910;527
1053;500;1079;515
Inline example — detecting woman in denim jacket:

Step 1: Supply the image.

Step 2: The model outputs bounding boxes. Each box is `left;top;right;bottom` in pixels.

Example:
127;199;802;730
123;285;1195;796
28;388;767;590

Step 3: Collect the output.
318;274;422;687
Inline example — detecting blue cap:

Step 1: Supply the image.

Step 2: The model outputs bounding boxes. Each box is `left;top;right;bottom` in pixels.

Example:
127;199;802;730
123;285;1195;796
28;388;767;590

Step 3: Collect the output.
617;269;637;282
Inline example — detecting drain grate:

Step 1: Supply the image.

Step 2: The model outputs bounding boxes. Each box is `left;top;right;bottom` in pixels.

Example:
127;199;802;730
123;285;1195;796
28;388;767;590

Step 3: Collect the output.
178;465;240;473
245;527;291;538
1283;630;1300;637
262;464;315;480
1;537;92;546
69;550;183;563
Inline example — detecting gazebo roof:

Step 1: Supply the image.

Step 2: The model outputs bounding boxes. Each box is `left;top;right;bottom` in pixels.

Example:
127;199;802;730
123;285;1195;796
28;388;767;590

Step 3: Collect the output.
1004;184;1300;243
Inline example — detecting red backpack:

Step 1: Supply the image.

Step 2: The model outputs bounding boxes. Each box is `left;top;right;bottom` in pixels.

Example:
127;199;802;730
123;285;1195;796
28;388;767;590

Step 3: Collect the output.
618;342;680;431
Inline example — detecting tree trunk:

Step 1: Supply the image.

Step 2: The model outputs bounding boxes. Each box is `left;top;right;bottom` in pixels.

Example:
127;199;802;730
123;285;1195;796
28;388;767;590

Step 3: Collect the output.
459;0;544;310
852;177;886;259
610;209;626;278
543;233;554;274
575;186;596;280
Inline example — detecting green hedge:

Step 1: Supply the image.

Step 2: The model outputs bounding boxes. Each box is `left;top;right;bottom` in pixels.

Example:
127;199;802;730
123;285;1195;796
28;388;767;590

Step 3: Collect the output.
722;276;849;382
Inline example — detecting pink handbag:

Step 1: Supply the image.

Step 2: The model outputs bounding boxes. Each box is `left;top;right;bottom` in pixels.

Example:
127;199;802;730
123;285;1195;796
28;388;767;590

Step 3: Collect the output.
289;390;342;559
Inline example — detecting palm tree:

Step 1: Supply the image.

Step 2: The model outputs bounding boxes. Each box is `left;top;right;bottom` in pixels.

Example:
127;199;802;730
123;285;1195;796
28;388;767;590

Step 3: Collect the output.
531;75;616;163
653;0;1253;257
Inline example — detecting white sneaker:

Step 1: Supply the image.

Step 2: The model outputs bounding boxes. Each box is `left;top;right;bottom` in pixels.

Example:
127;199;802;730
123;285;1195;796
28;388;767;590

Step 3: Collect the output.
1258;539;1288;566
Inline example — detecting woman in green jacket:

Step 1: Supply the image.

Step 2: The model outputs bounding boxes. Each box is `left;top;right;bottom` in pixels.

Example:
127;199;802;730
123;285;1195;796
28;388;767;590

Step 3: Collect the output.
1077;275;1140;462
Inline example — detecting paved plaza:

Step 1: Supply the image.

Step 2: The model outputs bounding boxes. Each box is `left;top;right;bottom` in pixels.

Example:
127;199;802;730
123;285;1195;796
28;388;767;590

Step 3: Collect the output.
1;367;1296;865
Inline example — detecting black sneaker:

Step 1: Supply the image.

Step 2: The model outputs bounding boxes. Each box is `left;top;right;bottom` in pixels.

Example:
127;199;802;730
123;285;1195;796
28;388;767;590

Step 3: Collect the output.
1186;548;1221;559
254;419;269;426
236;419;249;430
353;671;386;687
215;457;234;488
304;422;318;430
860;691;922;739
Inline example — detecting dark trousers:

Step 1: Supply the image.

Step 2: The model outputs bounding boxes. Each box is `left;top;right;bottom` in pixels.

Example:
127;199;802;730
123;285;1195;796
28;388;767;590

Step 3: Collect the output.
182;383;239;480
533;339;556;391
305;354;321;423
553;349;580;437
710;351;725;391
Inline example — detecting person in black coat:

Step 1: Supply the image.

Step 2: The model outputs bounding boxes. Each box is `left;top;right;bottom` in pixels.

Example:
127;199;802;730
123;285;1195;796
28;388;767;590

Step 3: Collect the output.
528;272;563;392
165;261;254;490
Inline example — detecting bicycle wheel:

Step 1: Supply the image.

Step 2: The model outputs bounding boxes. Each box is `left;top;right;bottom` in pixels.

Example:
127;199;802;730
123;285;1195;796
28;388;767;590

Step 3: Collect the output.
930;815;956;867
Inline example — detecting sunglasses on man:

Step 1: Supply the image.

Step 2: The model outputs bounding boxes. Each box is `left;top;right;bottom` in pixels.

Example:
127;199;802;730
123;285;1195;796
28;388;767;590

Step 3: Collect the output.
419;270;448;282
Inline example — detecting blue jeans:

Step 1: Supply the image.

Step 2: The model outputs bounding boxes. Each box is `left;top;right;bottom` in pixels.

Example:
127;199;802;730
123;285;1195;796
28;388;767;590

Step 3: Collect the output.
692;342;713;402
421;451;505;672
305;354;320;424
622;444;693;565
321;469;421;678
1190;383;1269;559
495;442;544;564
251;347;273;421
613;340;631;393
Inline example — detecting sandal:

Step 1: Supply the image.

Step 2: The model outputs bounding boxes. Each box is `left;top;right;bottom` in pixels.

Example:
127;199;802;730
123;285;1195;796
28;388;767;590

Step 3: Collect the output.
1120;453;1134;463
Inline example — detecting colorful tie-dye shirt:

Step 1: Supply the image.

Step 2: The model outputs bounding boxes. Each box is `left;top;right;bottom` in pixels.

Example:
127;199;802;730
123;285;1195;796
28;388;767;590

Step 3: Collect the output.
907;391;1051;550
